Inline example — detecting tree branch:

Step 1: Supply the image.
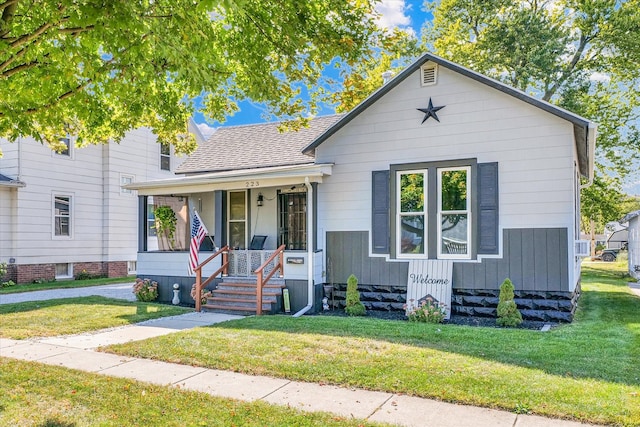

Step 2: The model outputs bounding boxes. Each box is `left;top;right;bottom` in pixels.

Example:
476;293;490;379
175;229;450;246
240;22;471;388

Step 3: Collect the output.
543;33;594;100
0;0;19;37
0;56;44;78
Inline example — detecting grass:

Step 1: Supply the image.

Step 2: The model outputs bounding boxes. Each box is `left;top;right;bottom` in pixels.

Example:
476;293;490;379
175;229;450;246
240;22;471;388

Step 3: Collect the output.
103;263;640;426
0;276;133;294
0;296;190;339
0;358;384;427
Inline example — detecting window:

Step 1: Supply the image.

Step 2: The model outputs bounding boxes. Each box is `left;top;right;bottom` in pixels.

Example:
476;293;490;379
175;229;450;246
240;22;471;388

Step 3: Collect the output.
228;191;247;249
128;261;137;274
391;160;476;260
397;171;426;256
160;143;171;171
56;136;71;156
53;195;72;237
55;263;72;278
438;167;470;258
121;174;134;194
279;192;307;250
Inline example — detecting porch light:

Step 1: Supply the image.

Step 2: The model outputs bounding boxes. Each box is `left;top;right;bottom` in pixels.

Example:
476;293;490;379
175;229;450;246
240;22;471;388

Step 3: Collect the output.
257;193;264;207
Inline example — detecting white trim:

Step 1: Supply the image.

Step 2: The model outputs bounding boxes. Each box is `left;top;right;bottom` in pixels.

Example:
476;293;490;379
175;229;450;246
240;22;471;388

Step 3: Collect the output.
120;173;135;195
396;169;427;259
52;193;74;240
437;166;471;260
228;190;248;249
420;62;438;86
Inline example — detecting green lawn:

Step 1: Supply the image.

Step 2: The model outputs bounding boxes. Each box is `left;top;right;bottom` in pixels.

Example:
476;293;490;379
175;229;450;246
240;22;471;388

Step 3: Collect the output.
0;358;384;427
104;263;640;426
0;296;190;339
0;276;133;294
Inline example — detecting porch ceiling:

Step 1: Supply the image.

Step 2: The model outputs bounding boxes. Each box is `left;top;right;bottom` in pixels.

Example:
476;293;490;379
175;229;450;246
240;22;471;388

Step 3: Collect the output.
126;163;333;196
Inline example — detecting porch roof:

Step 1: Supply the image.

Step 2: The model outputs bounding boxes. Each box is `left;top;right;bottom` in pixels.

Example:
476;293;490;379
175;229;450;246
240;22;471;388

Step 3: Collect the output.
0;173;25;188
125;163;333;196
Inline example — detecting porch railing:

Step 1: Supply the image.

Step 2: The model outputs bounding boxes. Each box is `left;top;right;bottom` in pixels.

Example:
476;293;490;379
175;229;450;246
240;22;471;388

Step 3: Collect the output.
254;244;286;315
194;245;230;312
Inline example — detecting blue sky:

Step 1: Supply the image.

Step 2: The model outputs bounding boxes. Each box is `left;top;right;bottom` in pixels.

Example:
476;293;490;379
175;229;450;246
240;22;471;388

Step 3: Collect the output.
193;0;429;136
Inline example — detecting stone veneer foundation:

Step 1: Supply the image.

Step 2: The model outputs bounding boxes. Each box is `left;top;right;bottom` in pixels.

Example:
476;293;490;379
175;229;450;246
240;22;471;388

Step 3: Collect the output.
325;282;580;323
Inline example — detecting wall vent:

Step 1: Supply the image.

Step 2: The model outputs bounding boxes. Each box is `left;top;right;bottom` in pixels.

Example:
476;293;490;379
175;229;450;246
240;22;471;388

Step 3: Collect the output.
575;240;590;257
421;63;437;86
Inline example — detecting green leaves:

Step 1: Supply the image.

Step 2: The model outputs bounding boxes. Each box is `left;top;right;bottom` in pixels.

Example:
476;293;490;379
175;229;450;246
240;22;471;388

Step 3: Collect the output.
0;0;378;154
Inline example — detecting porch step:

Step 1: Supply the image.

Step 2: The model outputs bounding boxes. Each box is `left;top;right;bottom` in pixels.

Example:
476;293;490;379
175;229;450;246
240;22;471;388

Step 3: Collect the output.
203;279;285;315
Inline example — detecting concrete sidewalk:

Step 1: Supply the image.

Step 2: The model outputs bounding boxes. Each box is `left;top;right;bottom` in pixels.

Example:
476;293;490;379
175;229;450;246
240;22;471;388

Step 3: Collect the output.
0;282;137;304
0;311;598;427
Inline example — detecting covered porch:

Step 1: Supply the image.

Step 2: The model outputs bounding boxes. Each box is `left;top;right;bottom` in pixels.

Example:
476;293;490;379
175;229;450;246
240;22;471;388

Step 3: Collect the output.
127;163;332;315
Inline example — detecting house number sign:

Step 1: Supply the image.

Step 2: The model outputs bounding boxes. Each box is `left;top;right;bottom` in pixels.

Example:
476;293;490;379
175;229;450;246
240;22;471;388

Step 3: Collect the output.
245;181;260;187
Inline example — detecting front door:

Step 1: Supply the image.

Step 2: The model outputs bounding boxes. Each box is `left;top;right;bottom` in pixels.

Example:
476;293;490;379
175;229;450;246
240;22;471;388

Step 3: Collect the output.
228;190;247;249
278;191;307;250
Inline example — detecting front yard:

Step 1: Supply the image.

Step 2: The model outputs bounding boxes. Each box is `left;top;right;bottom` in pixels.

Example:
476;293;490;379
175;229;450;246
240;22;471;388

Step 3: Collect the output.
103;262;640;426
0;262;638;425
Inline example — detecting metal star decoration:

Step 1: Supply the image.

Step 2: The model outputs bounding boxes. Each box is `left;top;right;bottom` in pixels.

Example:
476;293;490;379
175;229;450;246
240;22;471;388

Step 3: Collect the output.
417;98;445;123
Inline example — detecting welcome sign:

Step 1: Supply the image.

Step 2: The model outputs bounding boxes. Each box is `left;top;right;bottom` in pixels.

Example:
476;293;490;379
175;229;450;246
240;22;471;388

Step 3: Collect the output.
406;260;453;319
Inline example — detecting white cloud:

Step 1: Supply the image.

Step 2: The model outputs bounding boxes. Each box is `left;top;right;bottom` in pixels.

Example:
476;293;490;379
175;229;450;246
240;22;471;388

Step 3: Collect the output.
375;0;414;36
196;122;216;139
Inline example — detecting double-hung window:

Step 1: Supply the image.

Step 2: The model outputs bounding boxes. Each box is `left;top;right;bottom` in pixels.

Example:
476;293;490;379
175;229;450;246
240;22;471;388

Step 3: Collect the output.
392;161;474;260
160;143;171;171
53;195;72;238
438;167;470;258
397;171;427;256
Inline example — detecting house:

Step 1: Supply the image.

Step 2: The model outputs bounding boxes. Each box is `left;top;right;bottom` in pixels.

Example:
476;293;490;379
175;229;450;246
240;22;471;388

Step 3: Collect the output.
0;125;200;284
619;211;640;280
128;53;596;322
605;222;628;250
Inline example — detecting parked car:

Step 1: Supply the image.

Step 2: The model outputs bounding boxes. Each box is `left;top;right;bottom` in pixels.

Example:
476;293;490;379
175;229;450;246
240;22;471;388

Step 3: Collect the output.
594;249;619;262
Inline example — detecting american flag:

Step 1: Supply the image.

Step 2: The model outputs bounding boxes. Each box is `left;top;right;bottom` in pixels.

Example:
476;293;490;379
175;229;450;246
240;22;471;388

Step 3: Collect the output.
188;211;209;276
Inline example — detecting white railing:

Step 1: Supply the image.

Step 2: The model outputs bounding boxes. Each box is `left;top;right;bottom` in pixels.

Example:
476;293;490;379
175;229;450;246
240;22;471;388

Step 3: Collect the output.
228;250;277;277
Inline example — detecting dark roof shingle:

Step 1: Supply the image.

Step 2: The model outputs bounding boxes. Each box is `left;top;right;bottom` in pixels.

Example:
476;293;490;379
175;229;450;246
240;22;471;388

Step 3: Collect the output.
177;115;343;174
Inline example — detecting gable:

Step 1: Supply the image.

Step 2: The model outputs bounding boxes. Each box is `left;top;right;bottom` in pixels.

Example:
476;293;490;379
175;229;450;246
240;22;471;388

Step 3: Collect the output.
303;53;596;179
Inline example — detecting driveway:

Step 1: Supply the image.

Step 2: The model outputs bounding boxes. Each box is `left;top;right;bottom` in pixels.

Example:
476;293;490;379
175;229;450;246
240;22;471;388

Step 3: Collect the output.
0;282;136;305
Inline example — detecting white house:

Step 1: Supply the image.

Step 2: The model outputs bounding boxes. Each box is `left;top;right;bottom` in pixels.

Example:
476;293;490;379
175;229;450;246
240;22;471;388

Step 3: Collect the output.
128;53;596;322
620;211;640;280
0;125;200;284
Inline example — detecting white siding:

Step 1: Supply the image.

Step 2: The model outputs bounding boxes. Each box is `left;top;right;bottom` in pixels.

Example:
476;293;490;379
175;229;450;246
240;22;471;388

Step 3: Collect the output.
315;65;576;235
0;129;186;268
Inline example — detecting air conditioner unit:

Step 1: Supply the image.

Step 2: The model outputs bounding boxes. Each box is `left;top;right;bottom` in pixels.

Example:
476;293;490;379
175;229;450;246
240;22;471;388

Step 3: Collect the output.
575;240;590;257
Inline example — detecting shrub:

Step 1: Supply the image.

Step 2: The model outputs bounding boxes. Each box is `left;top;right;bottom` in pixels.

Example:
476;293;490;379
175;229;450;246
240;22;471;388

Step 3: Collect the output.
74;269;93;280
190;284;212;304
496;278;523;327
406;297;446;323
344;274;366;316
0;262;14;288
133;278;159;302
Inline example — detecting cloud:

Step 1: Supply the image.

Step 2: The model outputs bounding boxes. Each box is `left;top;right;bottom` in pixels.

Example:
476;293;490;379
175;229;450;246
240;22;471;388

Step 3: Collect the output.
196;122;216;139
375;0;414;35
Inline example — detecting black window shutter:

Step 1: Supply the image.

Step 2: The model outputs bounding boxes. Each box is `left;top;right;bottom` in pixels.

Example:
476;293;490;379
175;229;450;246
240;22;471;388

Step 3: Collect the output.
372;170;390;254
477;162;499;254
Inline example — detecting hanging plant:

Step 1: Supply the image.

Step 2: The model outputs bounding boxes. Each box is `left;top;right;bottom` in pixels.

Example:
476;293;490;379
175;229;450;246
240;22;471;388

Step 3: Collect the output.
153;205;177;249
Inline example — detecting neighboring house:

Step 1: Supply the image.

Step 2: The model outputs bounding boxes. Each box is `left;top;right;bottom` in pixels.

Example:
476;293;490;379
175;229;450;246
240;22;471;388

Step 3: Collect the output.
128;53;596;322
620;211;640;280
605;223;629;250
0;124;200;284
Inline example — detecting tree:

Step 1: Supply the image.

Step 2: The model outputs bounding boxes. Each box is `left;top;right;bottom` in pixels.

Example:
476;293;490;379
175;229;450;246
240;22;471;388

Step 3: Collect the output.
0;0;379;156
423;0;640;181
580;174;625;255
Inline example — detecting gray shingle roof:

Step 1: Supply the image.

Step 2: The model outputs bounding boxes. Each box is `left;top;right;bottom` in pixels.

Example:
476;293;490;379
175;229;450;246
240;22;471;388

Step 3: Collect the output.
177;115;343;175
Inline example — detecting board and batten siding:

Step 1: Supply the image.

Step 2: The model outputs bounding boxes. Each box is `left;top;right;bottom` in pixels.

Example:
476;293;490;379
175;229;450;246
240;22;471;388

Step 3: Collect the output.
327;229;569;292
315;64;577;236
0;128;184;267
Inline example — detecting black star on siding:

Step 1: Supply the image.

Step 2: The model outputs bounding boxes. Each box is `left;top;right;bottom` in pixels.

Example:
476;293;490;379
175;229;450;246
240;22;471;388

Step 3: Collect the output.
417;98;445;123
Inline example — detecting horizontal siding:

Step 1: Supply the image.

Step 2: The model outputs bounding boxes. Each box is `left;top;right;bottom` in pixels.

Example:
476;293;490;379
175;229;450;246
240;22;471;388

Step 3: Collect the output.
1;128;182;265
316;65;576;234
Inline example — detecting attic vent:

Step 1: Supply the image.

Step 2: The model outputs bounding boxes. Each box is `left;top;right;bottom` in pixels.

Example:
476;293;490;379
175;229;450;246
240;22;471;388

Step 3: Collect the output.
421;63;437;86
